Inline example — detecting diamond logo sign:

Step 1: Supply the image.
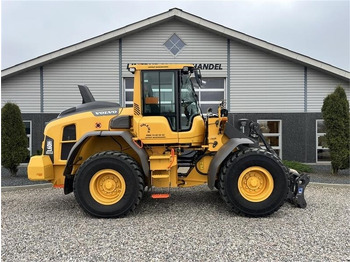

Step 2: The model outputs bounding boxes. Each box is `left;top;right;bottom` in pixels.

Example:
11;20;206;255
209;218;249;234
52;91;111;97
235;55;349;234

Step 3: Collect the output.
164;34;186;56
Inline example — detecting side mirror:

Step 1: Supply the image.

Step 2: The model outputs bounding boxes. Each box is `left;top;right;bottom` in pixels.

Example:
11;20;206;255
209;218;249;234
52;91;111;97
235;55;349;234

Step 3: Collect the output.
238;118;249;134
194;69;202;87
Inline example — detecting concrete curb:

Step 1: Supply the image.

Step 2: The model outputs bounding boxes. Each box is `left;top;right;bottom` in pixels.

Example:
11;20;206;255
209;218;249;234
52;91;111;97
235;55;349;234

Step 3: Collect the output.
1;182;349;192
309;182;350;188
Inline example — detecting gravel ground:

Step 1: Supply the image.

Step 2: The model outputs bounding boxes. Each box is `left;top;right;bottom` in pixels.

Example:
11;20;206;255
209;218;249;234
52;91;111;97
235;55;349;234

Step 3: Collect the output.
1;166;49;187
1;184;349;261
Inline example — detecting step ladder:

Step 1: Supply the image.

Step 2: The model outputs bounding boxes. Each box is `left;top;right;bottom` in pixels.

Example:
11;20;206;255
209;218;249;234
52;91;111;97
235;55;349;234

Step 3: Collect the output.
151;193;170;199
149;153;176;199
150;169;171;199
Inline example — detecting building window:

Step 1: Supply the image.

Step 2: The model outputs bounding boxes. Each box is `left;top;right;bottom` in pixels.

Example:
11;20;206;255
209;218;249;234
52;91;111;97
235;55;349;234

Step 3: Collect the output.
23;120;32;161
124;78;134;107
124;77;225;113
192;78;225;114
257;120;282;158
316;120;330;162
164;34;186;56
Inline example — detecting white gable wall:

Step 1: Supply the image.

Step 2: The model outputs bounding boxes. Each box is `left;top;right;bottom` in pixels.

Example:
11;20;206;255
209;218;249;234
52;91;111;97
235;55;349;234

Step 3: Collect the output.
43;40;119;113
122;19;227;78
1;19;349;115
230;41;305;113
307;68;350;112
1;68;41;113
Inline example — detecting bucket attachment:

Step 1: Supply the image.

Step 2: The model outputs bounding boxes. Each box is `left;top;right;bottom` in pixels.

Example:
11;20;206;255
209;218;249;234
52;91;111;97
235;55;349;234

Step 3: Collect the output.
287;169;310;208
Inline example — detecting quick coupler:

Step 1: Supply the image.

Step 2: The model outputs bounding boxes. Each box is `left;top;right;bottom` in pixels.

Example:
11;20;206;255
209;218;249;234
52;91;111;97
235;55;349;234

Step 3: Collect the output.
287;169;310;208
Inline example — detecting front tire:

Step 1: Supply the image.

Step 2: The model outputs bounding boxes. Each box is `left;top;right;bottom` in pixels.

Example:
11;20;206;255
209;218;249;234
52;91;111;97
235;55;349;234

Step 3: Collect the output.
219;148;288;217
73;151;144;218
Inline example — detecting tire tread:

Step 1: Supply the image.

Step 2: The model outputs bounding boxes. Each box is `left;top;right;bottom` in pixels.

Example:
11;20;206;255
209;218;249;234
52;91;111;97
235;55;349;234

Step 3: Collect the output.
73;151;144;218
218;148;288;217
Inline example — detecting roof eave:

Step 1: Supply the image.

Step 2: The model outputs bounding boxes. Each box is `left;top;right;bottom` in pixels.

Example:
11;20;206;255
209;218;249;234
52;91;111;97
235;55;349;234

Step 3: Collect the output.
174;9;350;81
1;9;176;79
2;8;349;81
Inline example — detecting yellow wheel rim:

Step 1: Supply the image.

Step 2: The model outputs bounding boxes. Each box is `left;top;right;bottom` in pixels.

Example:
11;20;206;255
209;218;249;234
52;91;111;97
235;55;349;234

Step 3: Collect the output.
238;166;274;202
89;169;126;205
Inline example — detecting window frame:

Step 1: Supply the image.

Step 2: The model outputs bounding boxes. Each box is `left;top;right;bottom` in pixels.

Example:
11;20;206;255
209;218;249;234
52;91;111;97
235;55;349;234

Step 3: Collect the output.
257;119;282;159
23;120;32;157
141;70;177;113
316;119;331;163
141;70;179;131
192;77;226;115
164;33;186;57
124;77;134;107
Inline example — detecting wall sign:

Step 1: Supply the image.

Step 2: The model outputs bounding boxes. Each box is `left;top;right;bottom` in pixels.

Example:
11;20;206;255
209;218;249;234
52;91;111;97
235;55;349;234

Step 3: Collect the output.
194;63;223;70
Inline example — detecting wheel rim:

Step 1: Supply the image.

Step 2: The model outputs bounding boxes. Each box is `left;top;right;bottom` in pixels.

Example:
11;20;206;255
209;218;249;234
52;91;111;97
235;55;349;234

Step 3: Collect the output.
238;166;274;202
89;169;126;205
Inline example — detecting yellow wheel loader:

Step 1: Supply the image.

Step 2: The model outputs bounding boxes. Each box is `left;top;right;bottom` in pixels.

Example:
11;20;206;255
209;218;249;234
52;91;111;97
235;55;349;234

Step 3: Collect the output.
28;64;309;218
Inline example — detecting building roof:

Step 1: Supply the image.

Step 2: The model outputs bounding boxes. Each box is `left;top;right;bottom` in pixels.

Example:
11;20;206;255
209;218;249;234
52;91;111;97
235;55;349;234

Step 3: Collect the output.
2;8;350;81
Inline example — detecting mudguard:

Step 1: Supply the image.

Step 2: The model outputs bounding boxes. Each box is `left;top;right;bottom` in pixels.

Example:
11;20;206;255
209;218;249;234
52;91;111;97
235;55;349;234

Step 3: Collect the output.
63;131;149;178
207;138;254;189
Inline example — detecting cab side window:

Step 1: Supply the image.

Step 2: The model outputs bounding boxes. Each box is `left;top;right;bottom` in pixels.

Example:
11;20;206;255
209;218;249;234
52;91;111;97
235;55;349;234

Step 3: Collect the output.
142;71;176;130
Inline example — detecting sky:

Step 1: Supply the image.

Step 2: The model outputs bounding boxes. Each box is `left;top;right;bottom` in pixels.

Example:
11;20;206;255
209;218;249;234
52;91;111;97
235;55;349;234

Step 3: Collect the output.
1;0;349;71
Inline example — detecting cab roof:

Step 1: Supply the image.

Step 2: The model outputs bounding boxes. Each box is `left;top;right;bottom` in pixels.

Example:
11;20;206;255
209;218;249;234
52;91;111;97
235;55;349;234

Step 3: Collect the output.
127;64;194;71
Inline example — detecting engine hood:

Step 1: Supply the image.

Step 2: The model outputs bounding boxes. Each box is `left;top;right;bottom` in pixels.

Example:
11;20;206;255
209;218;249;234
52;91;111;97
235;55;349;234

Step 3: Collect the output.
58;101;120;118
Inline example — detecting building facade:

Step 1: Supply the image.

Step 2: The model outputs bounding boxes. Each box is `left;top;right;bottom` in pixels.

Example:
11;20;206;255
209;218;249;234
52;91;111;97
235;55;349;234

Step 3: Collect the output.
2;8;349;163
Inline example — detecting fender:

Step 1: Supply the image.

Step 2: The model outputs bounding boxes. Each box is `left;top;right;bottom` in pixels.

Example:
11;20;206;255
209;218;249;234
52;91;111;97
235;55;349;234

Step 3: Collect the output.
207;138;254;189
63;131;149;178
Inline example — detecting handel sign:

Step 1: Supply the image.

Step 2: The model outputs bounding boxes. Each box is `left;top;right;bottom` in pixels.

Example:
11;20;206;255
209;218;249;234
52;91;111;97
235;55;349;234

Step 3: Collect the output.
194;63;223;70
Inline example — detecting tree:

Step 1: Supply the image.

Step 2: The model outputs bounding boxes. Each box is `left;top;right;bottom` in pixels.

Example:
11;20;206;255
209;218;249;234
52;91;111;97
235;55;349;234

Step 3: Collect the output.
321;86;350;175
1;103;29;176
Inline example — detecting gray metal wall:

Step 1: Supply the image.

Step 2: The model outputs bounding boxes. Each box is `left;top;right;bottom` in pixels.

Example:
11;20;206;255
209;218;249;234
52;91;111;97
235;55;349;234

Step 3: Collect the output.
22;113;58;154
231;112;322;163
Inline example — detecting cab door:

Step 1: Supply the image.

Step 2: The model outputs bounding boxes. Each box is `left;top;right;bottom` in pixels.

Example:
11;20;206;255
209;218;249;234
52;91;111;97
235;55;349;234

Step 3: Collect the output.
178;73;205;145
137;70;179;144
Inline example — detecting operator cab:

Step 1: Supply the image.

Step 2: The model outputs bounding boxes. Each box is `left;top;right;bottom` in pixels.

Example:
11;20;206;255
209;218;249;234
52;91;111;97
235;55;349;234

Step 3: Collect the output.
128;64;205;145
139;65;201;131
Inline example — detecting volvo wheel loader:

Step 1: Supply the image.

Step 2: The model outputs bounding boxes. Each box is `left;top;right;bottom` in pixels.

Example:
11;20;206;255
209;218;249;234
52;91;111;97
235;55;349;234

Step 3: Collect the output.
28;64;309;218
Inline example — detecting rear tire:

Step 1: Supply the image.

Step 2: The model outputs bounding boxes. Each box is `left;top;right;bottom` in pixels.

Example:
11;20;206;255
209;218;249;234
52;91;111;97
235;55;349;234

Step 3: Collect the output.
73;151;144;218
219;148;288;217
